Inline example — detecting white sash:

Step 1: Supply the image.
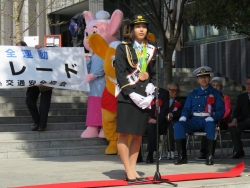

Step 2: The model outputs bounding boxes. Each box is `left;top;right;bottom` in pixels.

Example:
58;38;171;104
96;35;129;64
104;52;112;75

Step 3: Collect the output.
115;43;156;97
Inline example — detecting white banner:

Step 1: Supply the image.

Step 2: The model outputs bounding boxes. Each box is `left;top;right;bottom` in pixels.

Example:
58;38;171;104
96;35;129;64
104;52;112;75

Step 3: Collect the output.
0;46;90;92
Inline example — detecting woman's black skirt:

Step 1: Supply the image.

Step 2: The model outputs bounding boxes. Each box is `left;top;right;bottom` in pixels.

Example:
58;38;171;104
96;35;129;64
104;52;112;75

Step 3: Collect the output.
116;101;150;136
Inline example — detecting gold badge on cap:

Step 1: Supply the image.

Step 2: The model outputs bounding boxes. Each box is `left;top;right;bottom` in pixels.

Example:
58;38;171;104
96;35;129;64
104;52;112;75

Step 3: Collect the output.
137;15;142;19
200;68;206;74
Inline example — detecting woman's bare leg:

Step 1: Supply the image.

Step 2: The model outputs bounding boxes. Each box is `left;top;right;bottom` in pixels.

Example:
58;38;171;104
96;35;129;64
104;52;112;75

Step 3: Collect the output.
129;135;142;178
117;133;136;179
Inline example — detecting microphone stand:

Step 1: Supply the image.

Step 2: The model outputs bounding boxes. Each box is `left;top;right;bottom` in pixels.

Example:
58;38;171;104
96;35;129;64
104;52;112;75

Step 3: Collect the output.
153;47;178;187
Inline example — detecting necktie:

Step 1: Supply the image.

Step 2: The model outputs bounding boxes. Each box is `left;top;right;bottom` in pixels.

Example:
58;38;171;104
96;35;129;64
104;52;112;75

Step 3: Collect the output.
169;99;174;107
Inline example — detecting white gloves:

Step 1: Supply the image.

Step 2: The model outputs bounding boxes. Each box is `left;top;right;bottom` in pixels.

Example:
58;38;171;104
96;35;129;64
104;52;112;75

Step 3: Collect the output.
145;83;155;95
179;116;187;122
139;95;154;109
205;117;214;122
129;92;145;107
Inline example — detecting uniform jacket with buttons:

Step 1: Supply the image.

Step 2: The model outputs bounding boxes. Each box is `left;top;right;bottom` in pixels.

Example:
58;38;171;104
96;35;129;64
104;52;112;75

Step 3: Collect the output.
115;40;156;103
232;92;250;121
181;84;225;122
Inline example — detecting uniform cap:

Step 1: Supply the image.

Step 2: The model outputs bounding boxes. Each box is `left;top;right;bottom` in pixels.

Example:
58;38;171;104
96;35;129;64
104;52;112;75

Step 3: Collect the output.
193;66;212;77
130;14;149;25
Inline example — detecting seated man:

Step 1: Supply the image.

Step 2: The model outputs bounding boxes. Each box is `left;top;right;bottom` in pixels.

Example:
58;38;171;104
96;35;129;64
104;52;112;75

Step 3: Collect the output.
146;83;184;163
174;66;225;165
229;76;250;159
199;77;232;159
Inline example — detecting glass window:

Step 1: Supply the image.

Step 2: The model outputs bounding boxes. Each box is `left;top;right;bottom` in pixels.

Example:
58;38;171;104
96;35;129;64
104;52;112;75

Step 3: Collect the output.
184;20;245;46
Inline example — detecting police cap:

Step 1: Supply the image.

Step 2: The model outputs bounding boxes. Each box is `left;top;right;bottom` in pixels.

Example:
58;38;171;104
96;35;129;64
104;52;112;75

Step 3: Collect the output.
193;66;212;77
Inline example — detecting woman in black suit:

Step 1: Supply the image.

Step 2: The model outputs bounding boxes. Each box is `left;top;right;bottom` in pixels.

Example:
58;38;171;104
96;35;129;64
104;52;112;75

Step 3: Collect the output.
115;15;156;182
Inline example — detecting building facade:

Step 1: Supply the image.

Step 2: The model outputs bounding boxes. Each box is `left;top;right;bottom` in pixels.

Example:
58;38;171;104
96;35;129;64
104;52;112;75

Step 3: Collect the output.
177;18;250;85
0;0;129;46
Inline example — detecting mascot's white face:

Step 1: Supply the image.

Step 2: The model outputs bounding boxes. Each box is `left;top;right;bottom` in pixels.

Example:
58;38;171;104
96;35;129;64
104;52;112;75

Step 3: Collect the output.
83;10;123;51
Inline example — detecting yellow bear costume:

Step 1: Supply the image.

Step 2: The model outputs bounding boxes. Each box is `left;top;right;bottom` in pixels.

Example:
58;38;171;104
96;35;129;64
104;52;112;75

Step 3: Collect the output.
89;34;119;154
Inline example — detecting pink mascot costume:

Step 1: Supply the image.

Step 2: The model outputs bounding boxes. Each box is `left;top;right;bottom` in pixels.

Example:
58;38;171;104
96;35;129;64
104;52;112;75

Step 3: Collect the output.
81;10;123;138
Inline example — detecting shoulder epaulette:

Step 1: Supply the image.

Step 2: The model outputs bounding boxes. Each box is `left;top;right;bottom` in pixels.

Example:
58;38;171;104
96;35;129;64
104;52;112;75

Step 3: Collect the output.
122;41;128;45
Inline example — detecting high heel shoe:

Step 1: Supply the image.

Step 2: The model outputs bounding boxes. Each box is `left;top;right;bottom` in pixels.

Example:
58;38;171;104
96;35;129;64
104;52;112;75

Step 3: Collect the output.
136;176;146;181
125;173;137;183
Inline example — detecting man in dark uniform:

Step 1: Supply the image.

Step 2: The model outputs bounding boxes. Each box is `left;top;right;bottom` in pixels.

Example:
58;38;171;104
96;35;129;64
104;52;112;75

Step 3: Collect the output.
174;66;225;165
146;82;185;163
229;76;250;159
69;11;87;47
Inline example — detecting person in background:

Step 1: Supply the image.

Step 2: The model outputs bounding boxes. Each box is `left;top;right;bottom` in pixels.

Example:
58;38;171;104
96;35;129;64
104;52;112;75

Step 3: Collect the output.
146;82;184;163
174;66;225;166
228;76;250;159
69;10;87;47
199;77;231;159
16;41;52;132
145;87;169;163
165;82;185;160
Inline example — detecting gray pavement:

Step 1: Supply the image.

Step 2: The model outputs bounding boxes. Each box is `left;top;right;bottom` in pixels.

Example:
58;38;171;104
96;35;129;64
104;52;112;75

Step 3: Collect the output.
1;149;250;188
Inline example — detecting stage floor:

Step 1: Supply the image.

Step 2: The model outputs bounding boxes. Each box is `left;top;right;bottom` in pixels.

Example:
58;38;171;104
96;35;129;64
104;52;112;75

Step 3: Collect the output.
2;148;250;188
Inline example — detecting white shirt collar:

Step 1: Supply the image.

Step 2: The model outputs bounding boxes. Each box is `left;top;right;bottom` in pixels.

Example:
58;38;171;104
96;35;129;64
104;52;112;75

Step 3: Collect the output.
134;41;145;51
201;86;208;90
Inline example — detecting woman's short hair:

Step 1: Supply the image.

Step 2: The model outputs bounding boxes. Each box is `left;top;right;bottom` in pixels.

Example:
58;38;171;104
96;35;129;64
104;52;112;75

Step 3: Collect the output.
16;41;27;46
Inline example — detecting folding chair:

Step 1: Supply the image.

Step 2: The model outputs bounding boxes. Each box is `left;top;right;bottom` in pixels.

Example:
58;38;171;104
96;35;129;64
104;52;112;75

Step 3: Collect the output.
159;129;170;160
140;134;165;161
160;129;192;160
186;122;224;162
141;132;171;161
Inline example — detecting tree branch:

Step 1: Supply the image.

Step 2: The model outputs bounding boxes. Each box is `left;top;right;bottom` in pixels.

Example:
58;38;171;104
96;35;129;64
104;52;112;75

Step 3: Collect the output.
175;0;187;41
147;0;164;37
130;0;158;29
0;11;15;19
172;0;178;25
22;0;56;34
17;0;25;21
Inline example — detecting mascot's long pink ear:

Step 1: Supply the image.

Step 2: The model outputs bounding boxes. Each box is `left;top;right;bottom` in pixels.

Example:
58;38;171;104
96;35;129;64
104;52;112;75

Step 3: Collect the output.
85;11;95;25
108;9;124;36
89;34;109;60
